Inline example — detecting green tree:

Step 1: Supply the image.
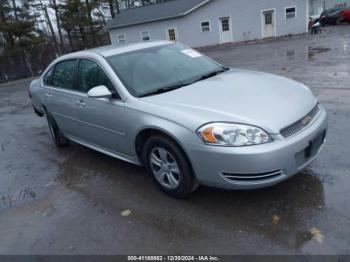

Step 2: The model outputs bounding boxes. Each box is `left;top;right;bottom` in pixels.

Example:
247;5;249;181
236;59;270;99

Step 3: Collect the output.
0;0;14;48
48;0;64;47
0;0;45;49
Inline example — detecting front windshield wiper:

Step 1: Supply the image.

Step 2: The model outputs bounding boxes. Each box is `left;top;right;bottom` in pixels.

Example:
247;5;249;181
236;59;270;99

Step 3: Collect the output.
187;66;230;86
139;67;229;98
139;83;189;98
199;67;229;80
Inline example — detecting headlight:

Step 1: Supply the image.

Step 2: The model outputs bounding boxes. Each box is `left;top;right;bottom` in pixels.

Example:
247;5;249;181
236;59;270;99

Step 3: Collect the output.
197;123;272;147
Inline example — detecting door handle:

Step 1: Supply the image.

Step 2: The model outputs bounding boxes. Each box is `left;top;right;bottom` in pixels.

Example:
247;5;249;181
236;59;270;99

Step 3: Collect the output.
76;100;86;107
45;93;53;98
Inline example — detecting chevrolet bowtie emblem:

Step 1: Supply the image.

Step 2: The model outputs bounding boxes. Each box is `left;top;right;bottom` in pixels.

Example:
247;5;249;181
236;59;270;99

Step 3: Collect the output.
302;116;312;126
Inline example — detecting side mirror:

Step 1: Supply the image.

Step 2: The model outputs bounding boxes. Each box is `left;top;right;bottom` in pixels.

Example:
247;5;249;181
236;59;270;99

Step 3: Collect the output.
87;85;112;99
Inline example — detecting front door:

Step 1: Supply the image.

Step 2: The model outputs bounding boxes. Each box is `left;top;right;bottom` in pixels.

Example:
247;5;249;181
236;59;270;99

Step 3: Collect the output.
75;59;128;155
262;10;275;38
219;17;232;44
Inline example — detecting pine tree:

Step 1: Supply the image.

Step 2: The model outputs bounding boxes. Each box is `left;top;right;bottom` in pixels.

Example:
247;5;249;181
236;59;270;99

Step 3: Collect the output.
0;0;16;48
0;0;46;50
60;0;88;49
48;0;64;47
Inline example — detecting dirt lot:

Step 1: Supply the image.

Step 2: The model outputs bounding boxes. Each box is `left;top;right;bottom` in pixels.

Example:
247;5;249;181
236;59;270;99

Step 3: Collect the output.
0;26;350;255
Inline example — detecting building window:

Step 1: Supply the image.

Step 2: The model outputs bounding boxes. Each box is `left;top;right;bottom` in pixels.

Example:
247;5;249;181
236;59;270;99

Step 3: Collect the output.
286;7;296;19
117;34;126;44
335;3;347;9
168;28;177;41
220;17;230;31
201;21;210;32
264;12;273;25
141;31;150;41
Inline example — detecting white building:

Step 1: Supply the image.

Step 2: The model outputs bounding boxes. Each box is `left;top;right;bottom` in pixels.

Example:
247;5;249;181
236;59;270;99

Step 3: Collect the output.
107;0;309;48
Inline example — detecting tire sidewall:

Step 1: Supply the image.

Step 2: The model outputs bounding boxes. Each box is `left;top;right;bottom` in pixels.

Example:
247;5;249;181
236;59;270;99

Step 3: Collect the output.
47;113;58;145
46;112;69;147
143;136;194;198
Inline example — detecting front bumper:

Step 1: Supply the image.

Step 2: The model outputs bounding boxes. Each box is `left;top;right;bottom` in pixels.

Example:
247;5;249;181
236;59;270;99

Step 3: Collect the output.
186;106;328;190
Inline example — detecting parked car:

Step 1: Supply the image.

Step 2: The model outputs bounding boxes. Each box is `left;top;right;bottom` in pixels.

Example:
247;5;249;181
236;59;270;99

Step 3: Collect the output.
341;8;350;23
320;8;350;25
29;41;328;198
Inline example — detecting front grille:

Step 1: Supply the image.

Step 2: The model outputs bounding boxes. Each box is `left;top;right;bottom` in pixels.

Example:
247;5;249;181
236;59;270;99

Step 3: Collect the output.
280;105;319;138
222;170;284;183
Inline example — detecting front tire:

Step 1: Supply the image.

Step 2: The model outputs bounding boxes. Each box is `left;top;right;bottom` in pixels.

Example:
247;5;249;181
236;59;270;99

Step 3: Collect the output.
46;112;69;147
143;136;198;198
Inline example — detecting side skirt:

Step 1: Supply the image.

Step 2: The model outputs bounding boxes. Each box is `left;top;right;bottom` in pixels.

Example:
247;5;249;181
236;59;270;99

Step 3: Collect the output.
65;134;142;166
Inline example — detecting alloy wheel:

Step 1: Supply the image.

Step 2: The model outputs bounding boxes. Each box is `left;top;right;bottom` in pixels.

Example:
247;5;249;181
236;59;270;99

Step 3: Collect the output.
149;147;181;189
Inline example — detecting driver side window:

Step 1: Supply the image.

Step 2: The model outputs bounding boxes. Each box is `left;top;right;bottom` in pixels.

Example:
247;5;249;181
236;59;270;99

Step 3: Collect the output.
78;59;116;94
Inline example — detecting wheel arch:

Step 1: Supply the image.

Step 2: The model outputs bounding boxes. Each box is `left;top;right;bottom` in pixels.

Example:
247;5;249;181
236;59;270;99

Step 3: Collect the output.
134;127;196;178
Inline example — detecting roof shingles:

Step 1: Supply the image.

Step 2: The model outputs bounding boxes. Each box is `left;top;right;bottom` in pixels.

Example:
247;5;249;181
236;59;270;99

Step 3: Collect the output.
107;0;211;29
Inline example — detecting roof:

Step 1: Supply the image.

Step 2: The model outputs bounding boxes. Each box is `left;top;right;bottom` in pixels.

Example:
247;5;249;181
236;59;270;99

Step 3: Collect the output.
59;41;172;59
107;0;211;30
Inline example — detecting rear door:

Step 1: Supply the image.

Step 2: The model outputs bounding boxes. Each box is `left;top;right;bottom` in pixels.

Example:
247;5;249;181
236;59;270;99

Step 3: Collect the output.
42;59;82;138
74;59;128;155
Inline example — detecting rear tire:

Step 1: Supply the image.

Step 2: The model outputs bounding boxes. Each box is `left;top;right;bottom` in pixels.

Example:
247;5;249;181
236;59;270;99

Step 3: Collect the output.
32;105;44;117
143;136;198;198
46;112;69;147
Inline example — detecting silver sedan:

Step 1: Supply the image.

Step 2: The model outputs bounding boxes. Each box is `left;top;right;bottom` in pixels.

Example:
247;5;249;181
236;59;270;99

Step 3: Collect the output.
29;41;328;198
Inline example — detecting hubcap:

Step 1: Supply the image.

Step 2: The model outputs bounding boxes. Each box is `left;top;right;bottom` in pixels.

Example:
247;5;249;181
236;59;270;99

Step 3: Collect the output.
149;147;181;189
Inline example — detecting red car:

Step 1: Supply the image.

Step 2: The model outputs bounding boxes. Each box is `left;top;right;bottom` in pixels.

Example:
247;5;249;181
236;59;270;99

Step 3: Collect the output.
341;8;350;23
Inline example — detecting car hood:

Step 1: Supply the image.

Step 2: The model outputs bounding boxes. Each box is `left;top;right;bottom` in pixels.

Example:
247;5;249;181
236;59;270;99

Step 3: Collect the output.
140;69;317;133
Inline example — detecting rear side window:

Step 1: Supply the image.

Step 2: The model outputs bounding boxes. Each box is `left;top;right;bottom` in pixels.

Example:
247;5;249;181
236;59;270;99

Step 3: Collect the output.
52;60;76;90
78;59;115;93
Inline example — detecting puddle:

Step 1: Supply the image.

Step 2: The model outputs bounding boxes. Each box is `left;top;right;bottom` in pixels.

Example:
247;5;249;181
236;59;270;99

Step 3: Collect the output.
308;46;331;61
286;50;296;61
283;46;331;62
54;145;146;190
344;43;349;55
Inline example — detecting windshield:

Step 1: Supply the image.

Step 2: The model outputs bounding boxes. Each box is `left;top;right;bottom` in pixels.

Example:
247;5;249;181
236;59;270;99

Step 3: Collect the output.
106;43;224;97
